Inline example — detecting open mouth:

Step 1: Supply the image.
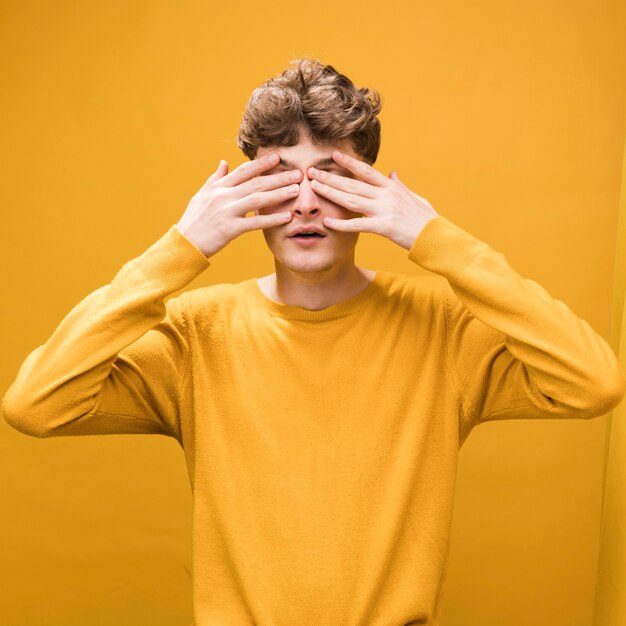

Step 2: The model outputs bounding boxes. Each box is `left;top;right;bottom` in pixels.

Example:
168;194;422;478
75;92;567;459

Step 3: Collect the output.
291;233;325;239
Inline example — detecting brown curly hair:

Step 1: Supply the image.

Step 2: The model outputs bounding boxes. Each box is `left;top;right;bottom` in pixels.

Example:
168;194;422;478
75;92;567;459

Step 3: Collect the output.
237;58;382;164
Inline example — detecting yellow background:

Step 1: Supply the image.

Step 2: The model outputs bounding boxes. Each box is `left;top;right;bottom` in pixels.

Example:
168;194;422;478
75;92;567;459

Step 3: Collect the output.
1;1;625;624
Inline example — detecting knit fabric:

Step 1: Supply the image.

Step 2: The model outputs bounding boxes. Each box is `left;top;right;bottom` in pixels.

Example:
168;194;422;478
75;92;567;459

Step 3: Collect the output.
3;215;625;625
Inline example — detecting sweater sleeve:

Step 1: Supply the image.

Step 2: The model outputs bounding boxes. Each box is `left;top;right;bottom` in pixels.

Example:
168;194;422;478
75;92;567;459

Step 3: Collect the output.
408;216;626;437
1;225;210;441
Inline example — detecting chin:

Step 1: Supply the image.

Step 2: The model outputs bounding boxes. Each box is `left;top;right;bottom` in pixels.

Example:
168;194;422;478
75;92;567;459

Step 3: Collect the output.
264;230;359;275
277;254;338;275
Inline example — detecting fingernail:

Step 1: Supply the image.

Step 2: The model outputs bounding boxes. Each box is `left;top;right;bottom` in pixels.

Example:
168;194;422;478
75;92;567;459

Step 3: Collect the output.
289;184;299;193
289;170;301;181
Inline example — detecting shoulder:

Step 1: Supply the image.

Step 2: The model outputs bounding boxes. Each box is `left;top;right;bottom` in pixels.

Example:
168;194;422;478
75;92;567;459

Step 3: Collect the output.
170;282;250;338
374;270;447;310
183;281;244;314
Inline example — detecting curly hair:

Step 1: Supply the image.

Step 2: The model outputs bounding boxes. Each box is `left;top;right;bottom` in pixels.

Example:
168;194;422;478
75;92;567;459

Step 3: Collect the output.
237;58;382;164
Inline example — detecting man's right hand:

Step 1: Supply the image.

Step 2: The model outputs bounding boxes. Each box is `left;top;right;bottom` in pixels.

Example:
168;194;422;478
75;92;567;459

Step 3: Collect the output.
176;153;301;258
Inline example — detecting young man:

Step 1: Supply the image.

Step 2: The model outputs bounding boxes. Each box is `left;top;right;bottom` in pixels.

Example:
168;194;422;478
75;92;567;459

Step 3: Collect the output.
3;58;625;625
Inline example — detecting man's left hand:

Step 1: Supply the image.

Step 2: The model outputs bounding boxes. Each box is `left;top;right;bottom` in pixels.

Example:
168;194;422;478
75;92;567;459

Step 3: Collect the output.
307;151;440;251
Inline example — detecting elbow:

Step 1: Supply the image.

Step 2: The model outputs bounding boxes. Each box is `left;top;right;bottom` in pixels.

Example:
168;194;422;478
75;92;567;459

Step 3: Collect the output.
582;368;626;419
605;368;626;411
2;394;51;438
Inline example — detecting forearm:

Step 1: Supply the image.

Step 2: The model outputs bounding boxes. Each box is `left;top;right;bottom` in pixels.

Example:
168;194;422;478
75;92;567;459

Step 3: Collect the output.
2;225;210;438
408;216;625;423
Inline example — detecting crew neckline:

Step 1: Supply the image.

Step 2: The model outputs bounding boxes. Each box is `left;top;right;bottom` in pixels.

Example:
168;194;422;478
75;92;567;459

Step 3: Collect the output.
241;271;384;321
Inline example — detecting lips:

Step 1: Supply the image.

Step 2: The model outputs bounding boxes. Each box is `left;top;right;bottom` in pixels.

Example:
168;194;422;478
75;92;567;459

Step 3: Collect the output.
289;233;325;246
288;225;327;237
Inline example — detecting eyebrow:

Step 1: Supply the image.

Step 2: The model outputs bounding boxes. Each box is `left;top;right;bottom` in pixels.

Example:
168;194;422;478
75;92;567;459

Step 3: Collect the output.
278;156;339;169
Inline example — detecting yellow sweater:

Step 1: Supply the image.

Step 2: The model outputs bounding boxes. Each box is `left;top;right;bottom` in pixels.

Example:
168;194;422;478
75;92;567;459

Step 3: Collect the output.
3;215;625;626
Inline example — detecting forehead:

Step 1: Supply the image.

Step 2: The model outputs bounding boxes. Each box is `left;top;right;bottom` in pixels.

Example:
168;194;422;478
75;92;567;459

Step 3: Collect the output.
256;137;358;170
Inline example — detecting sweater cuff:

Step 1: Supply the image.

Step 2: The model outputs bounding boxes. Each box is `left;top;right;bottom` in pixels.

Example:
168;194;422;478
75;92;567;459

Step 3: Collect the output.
407;215;482;281
130;224;211;293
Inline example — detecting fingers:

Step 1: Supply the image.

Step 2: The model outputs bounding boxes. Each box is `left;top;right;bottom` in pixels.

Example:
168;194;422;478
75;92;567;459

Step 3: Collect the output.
241;210;293;233
323;216;372;233
216;153;280;188
307;167;377;199
230;182;301;216
331;151;390;187
231;168;302;200
309;178;375;215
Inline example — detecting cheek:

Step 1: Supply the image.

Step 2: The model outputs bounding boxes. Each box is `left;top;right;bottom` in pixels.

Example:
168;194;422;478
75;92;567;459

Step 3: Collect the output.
316;196;356;217
261;227;282;250
328;204;362;219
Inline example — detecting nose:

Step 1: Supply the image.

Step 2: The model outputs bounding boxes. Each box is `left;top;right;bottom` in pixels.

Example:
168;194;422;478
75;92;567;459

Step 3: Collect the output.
291;175;321;217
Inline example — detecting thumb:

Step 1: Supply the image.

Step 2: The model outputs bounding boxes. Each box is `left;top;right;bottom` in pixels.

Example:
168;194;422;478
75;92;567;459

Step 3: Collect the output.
202;159;229;189
215;159;229;178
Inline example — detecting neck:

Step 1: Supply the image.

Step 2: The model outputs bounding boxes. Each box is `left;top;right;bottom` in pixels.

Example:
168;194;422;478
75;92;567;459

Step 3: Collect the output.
258;258;376;311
